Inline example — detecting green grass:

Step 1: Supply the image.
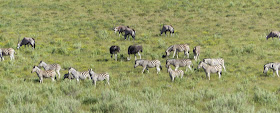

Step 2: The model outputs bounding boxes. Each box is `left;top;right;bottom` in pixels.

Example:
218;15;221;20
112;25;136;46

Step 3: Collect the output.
1;0;280;112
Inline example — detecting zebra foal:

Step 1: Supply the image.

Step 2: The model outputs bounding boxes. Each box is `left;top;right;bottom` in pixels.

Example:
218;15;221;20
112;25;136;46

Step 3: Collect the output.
68;67;91;82
38;61;61;78
166;59;193;72
31;66;56;83
263;62;280;77
197;61;222;80
168;67;184;82
134;59;162;74
162;44;190;59
89;68;110;87
193;46;201;61
0;48;15;61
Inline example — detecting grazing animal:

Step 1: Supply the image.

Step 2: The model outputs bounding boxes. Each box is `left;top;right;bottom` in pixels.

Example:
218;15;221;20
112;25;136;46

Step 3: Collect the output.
193;46;201;61
162;44;190;59
31;66;56;83
38;61;61;78
203;58;226;71
160;25;174;36
266;31;280;40
124;28;136;40
167;67;184;82
263;62;280;77
17;37;35;49
109;46;120;61
0;48;15;61
197;61;222;80
68;67;91;82
127;45;142;61
114;26;129;37
134;59;162;74
89;68;110;87
166;59;193;71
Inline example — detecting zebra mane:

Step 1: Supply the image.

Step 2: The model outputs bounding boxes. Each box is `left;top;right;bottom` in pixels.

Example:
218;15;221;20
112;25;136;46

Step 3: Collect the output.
166;45;174;52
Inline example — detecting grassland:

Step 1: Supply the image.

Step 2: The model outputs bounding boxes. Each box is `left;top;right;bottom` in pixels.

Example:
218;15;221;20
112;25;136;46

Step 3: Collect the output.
1;0;280;112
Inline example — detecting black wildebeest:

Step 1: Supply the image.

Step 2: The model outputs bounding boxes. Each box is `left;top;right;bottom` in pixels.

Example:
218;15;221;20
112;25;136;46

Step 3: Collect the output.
161;25;174;36
114;26;129;37
17;37;35;49
127;45;142;60
109;45;120;61
266;31;280;40
124;28;136;40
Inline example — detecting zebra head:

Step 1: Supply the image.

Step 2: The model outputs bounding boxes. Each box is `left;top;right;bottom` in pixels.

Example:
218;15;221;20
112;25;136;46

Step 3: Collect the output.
31;66;39;73
263;64;271;74
134;60;141;68
166;59;171;68
38;61;45;68
197;61;205;69
88;68;95;78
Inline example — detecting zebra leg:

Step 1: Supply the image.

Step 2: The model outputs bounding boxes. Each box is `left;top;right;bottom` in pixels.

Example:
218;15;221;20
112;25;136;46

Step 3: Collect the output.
276;69;280;77
188;65;192;71
51;77;55;82
107;78;110;85
175;66;179;71
76;78;79;82
138;52;141;59
222;63;226;72
142;66;146;74
156;66;160;74
172;50;177;58
172;76;175;82
218;71;221;79
176;52;179;59
208;73;210;80
57;70;61;78
186;51;189;58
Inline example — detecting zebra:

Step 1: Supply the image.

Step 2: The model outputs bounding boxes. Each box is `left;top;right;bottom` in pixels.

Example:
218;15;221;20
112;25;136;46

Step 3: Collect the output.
124;28;136;40
167;66;184;82
0;48;15;61
193;46;201;61
266;31;280;40
89;68;110;87
197;61;222;80
263;62;280;77
17;37;35;49
203;58;226;71
166;59;193;71
160;25;174;36
68;67;91;82
31;66;56;83
127;45;142;61
134;59;162;74
162;44;190;59
109;45;120;61
114;26;129;37
38;61;62;78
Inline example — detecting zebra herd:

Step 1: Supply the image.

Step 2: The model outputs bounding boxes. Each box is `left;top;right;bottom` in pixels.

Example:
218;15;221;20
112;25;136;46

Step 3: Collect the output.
0;25;279;85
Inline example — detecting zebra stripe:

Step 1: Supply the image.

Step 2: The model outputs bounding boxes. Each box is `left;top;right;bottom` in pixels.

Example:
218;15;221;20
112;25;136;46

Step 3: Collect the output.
89;68;110;87
168;67;184;82
198;61;222;80
134;59;162;74
38;61;61;78
163;44;190;58
31;66;56;83
0;48;15;61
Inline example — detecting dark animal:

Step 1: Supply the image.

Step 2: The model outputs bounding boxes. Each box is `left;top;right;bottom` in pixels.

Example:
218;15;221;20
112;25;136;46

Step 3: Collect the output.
127;45;142;60
161;25;174;36
17;37;35;49
266;31;280;40
124;28;136;40
110;46;120;61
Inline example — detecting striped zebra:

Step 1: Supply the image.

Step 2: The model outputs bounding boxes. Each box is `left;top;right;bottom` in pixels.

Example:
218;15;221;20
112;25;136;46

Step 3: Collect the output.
162;44;190;59
193;46;201;61
263;62;280;77
134;59;162;74
266;31;280;40
68;67;91;82
89;68;110;87
0;48;15;61
38;61;61;78
31;66;56;83
197;61;222;80
203;58;226;72
166;59;193;71
167;67;184;82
